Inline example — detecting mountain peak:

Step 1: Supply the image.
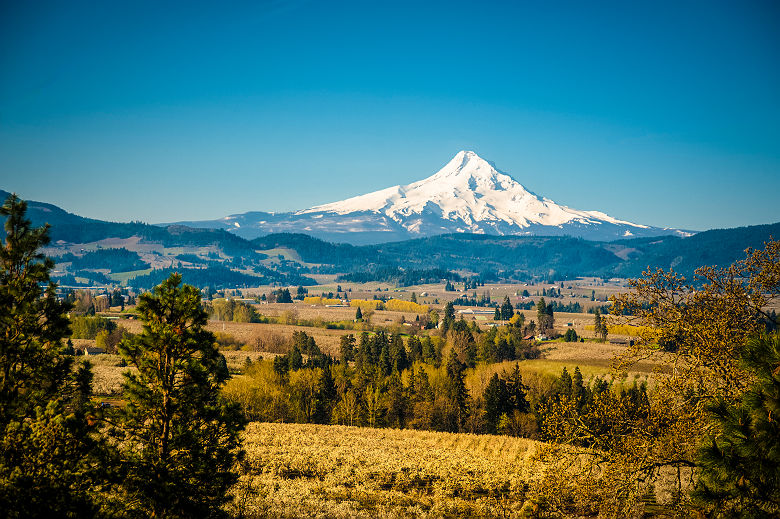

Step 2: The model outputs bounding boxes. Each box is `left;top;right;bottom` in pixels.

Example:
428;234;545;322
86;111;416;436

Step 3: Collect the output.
435;150;497;180
200;150;692;243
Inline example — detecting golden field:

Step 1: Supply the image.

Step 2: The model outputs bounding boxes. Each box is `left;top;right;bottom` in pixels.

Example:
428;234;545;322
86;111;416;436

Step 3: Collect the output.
231;422;540;518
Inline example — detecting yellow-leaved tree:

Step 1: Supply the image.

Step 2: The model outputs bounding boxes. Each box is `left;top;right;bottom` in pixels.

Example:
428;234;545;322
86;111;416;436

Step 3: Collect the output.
527;240;780;517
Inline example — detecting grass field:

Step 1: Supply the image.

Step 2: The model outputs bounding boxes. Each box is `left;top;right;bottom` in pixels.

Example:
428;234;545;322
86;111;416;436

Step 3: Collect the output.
232;422;541;518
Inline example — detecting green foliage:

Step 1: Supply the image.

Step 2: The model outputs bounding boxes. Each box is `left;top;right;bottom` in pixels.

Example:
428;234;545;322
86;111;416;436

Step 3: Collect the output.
536;297;554;332
115;273;246;518
129;265;314;290
696;334;780;517
483;373;510;434
208;298;262;323
0;194;105;517
593;308;607;341
501;296;514;321
58;247;149;272
444;349;467;432
70;315;117;339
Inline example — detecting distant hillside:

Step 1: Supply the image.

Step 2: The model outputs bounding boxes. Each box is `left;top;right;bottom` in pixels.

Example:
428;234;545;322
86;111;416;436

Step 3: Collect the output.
2;190;776;286
254;223;780;281
0;190;312;288
608;222;780;278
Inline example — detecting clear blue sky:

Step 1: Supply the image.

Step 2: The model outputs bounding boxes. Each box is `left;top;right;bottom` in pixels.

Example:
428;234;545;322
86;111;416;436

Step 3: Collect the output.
1;0;778;231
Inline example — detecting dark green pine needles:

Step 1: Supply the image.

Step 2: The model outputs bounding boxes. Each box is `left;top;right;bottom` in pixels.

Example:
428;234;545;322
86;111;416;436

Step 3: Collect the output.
115;273;246;518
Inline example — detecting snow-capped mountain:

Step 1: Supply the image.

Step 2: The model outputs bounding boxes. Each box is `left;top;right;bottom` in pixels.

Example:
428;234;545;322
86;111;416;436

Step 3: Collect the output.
176;151;691;244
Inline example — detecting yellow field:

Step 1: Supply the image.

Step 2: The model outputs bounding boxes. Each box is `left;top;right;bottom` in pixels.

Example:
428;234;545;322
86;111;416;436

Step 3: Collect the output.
232;422;540;518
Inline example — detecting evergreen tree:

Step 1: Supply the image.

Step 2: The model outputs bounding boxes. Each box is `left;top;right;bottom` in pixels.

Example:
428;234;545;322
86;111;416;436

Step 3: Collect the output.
444;349;467;432
384;372;406;428
116;273;246;518
501;296;514;321
0;194;105;517
288;343;304;371
407;336;422;363
494;307;501;320
339;334;356;364
410;292;417;304
314;366;337;424
483;373;510;434
379;343;391;377
556;367;573;399
506;363;530;413
421;337;436;364
696;334;780;516
355;306;363;321
537;297;554;332
389;334;408;372
442;301;456;332
571;366;587;411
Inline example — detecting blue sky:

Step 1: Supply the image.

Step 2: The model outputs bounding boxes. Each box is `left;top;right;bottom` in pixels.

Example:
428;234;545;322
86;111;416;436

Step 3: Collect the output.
1;0;778;230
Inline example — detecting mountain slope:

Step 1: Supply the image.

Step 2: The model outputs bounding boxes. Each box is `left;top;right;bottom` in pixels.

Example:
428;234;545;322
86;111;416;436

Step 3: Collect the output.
179;151;690;243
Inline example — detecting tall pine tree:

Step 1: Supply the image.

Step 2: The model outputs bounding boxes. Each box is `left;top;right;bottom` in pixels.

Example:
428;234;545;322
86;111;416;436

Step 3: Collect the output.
115;273;246;518
0;194;105;517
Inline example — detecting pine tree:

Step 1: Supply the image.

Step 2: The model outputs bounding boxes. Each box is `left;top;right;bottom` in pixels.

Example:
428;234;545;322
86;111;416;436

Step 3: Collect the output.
314;365;337;424
0;194;105;516
494;307;501;321
339;334;355;364
288;342;303;371
483;373;510;434
556;367;573;399
537;297;551;332
116;273;246;518
501;296;514;321
445;349;467;432
355;306;363;321
571;366;587;411
506;364;530;413
384;372;406;428
443;301;456;331
389;334;408;372
696;333;780;516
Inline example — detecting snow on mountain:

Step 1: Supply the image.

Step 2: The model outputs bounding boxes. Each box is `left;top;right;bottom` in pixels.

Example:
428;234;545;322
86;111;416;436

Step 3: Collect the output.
302;150;649;231
175;151;691;244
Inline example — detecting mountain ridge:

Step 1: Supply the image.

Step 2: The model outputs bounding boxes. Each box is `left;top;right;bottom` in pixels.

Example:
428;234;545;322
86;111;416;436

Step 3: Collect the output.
178;151;691;244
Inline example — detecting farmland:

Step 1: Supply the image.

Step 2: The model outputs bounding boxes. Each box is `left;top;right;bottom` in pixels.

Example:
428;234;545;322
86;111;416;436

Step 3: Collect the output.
232;422;540;518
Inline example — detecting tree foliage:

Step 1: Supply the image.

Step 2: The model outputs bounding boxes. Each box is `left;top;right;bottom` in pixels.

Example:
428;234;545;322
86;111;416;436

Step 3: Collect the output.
0;194;104;517
527;240;780;516
115;273;246;518
695;333;780;517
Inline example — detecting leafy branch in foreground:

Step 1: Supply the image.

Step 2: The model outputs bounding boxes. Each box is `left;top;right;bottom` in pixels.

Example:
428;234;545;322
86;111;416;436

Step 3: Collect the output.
527;240;779;516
